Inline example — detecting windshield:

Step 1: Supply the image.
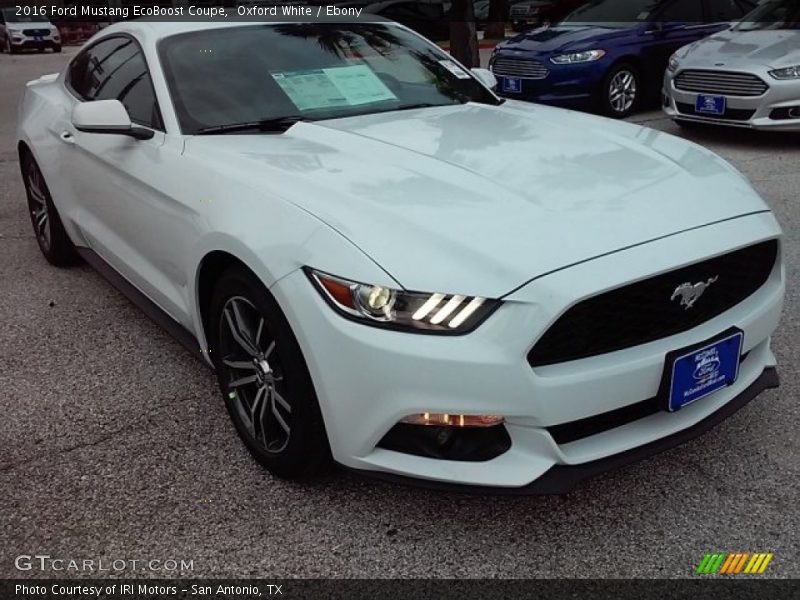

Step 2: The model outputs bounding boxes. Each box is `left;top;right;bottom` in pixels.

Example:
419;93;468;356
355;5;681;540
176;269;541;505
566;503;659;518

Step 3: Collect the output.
160;23;499;135
735;0;800;31
2;9;40;23
561;0;660;27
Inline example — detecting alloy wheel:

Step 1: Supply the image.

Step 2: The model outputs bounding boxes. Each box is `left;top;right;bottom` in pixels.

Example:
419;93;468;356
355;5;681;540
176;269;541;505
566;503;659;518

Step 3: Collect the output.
25;160;51;252
608;69;637;114
218;296;292;454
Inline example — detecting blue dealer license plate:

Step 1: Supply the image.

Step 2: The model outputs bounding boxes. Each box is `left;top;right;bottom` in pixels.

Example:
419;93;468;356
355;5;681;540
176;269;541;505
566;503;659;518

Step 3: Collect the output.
696;94;726;115
502;77;522;93
664;330;743;412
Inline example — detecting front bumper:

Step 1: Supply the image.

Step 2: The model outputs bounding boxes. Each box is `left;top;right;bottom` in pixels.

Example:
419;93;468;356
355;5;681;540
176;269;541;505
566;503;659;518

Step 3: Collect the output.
350;367;779;494
270;212;784;490
8;33;60;49
663;68;800;131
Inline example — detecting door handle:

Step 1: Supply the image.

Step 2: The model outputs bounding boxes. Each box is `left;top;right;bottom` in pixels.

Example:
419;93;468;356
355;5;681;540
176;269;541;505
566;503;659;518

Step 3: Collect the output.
59;131;76;145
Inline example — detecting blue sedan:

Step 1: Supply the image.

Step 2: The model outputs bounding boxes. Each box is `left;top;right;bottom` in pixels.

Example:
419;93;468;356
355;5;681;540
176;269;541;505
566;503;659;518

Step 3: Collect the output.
490;0;756;117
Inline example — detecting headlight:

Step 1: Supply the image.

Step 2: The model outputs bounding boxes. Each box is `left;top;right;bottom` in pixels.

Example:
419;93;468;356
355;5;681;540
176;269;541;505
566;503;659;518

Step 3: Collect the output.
550;49;606;64
668;54;680;73
769;65;800;80
7;26;22;33
306;268;500;334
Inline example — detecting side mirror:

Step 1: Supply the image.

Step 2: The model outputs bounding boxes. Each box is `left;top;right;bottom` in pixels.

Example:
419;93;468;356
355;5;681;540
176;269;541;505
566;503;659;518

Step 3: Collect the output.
72;99;154;140
471;67;498;90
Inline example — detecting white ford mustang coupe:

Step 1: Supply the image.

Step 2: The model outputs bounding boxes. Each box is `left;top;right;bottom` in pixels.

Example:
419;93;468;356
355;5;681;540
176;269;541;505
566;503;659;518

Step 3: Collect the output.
17;19;784;492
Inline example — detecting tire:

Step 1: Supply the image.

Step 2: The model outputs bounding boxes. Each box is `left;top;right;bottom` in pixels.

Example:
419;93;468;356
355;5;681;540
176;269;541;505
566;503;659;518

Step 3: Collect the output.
209;266;331;479
600;62;640;119
5;37;17;54
53;45;62;53
21;152;79;267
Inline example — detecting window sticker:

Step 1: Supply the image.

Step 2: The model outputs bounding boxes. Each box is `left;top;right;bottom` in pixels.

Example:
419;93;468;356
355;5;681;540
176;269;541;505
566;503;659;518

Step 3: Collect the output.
438;59;472;79
325;65;397;105
271;65;397;112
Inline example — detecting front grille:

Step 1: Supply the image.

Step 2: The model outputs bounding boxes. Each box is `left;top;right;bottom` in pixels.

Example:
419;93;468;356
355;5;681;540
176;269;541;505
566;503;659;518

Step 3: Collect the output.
23;29;50;37
675;70;768;97
676;102;756;121
528;240;778;367
491;57;549;80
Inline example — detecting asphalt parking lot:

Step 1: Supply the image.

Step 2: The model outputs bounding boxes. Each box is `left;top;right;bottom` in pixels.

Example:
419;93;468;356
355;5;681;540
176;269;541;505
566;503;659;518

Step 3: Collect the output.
1;47;798;579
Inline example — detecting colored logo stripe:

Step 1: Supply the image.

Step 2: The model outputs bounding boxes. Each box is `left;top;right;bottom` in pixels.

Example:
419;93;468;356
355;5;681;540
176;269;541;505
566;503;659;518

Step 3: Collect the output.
697;552;773;574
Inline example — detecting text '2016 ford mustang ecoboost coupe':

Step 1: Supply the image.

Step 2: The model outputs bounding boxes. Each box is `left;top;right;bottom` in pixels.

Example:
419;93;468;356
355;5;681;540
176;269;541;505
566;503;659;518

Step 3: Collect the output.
17;19;784;493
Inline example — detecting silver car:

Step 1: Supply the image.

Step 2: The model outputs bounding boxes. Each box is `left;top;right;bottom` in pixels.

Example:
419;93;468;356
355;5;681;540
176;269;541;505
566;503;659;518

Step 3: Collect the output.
663;0;800;131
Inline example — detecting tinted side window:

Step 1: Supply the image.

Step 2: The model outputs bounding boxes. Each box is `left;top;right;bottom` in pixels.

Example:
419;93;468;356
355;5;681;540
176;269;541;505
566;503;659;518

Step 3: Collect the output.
707;0;748;21
68;37;131;100
68;37;162;130
659;0;704;23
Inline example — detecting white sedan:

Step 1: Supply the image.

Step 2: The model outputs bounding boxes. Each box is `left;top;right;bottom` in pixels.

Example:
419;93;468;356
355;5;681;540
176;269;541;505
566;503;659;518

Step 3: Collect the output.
664;0;800;130
17;19;784;492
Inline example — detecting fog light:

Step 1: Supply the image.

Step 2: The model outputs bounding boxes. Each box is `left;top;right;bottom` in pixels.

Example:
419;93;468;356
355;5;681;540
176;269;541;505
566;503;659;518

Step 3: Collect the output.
769;107;800;120
401;413;504;427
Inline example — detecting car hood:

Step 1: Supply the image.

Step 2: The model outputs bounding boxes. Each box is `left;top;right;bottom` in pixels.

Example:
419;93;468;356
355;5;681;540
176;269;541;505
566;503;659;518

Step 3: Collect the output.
186;102;767;298
677;29;800;69
499;24;635;54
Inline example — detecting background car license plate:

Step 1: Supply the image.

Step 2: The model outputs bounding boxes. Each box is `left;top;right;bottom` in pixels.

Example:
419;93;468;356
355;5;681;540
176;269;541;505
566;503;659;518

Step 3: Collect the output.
696;94;726;115
664;330;743;412
502;77;522;93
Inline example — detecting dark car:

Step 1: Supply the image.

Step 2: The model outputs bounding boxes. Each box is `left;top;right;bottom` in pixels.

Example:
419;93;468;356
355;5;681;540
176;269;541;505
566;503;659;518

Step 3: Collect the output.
491;0;756;117
510;0;589;32
361;0;450;41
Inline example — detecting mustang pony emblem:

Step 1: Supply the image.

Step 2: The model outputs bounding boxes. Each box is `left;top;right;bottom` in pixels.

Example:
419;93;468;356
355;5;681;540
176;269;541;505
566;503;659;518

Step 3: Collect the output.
671;276;719;309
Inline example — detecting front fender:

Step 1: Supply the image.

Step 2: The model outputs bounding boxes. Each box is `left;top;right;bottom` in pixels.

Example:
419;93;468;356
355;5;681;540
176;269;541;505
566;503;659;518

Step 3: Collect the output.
188;215;399;356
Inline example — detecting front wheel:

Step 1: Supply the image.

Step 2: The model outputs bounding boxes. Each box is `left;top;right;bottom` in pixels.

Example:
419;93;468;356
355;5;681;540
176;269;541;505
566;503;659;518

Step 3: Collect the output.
600;63;640;119
53;44;62;53
209;267;331;479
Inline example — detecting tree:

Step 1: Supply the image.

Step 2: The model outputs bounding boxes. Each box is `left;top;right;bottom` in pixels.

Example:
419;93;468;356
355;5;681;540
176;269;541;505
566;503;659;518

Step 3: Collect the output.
449;0;479;68
484;0;508;40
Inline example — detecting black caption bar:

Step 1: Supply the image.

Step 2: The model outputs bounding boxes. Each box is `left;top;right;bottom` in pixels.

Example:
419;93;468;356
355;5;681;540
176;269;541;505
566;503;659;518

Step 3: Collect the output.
3;579;800;600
